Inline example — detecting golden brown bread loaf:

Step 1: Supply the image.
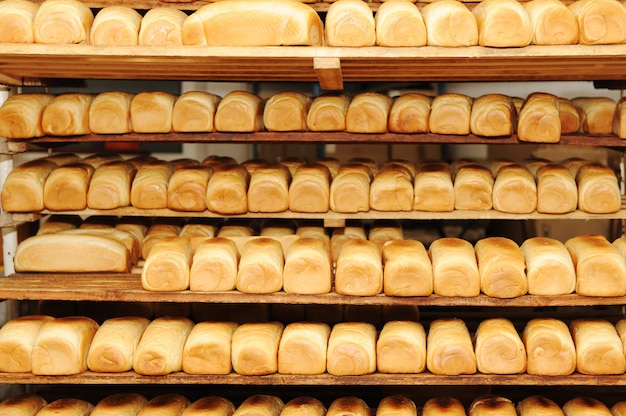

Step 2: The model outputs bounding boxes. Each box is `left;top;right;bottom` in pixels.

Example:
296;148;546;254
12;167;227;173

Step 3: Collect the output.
137;394;190;416
167;165;213;212
472;0;532;47
42;162;94;211
535;163;578;214
33;0;93;44
138;7;187;46
576;163;621;213
325;0;375;46
0;393;47;415
413;160;455;212
142;236;193;291
247;163;291;213
382;239;432;296
376;396;416;416
474;318;526;374
563;397;613;416
306;93;350;132
182;0;323;46
453;163;494;211
87;316;150;373
0;315;53;372
469;397;516;416
91;393;148;416
89;6;142;45
0;0;39;43
1;158;57;212
521;236;576;295
614;96;626;138
37;398;94;416
190;237;239;292
570;319;626;375
214;90;264;132
326;397;371;416
172;91;221;133
470;94;516;137
263;92;311;132
522;317;576;376
612;401;626;416
31;316;99;375
206;163;250;215
517;92;561;143
0;93;53;139
369;164;414;212
41;93;93;136
88;91;134;134
516;396;564;416
133;316;194;375
376;321;426;373
573;96;617;134
569;0;626;44
346;92;393;133
283;237;332;294
288;163;331;213
335;238;383;296
231;322;284;375
61;226;139;265
236;237;284;294
524;0;579;44
421;0;478;46
233;396;284;416
330;164;373;213
130;160;174;209
388;93;431;133
559;97;582;134
87;160;137;209
426;318;477;375
182;321;237;374
429;237;480;297
277;321;331;374
475;237;528;298
429;93;473;135
491;163;537;214
280;397;326;416
327;322;377;376
375;0;427;46
421;397;466;416
130;91;176;133
182;396;235;416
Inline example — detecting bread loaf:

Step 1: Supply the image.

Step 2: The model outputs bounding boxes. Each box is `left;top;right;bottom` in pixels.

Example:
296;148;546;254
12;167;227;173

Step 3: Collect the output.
133;316;194;375
277;321;331;374
214;90;264;132
87;316;150;373
33;0;93;44
522;317;576;376
346;92;393;133
0;394;47;416
181;321;237;375
141;219;182;260
167;165;212;212
172;91;221;133
37;398;94;416
469;397;516;416
563;397;613;416
1;158;57;212
475;237;527;298
470;94;516;137
453;163;494;210
472;0;532;47
388;93;431;133
325;0;375;46
429;93;473;135
524;0;579;44
369;218;405;251
376;396;416;416
190;237;239;292
535;163;578;214
570;319;626;375
382;239;432;297
179;220;219;251
559;97;581;134
236;237;284;294
41;93;93;136
376;321;426;373
0;93;53;139
521;236;576;295
247;163;291;213
263;92;311;132
206;163;250;215
516;396;564;416
326;397;371;416
88;91;134;134
90;6;142;45
142;236;192;291
421;0;478;46
182;396;235;416
327;322;377;376
182;0;323;46
330;223;366;263
31;316;99;375
0;0;39;43
330;164;373;213
130;160;174;209
233;396;284;416
426;318;477;375
280;397;326;416
375;0;427;46
429;237;480;297
475;318;526;374
138;7;187;46
573;96;617;134
231;322;284;375
91;393;147;416
369;164;414;212
287;163;331;213
517;92;561;143
306;93;350;132
42;162;93;211
612;402;626;416
492;163;537;214
335;239;382;296
569;0;626;44
283;237;332;294
137;395;190;416
0;315;53;372
86;160;136;209
130;91;176;133
422;397;466;416
412;160;454;211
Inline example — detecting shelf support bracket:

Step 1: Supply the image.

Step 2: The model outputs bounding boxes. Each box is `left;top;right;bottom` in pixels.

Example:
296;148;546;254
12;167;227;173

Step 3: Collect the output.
314;57;343;91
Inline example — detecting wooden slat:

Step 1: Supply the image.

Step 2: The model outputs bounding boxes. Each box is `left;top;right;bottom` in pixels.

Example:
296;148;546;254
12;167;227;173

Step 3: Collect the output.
3;274;626;307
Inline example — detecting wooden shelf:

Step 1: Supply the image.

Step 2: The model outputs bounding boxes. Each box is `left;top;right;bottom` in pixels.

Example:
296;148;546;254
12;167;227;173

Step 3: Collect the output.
3;44;626;89
2;273;626;307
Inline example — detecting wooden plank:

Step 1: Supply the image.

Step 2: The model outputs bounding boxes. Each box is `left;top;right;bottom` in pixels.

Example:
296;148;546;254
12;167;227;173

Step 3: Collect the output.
314;57;343;90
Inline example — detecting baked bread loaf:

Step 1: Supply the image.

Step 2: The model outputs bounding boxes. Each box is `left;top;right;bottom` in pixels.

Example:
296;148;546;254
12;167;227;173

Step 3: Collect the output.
0;315;53;372
172;91;221;133
288;163;331;213
141;219;182;260
90;6;142;45
247;163;291;213
263;92;311;132
91;393;147;416
326;397;371;416
325;0;375;46
330;164;373;213
133;316;194;375
376;321;426;373
429;93;473;135
535;163;578;214
233;396;283;416
453;163;494;211
130;160;174;209
475;237;528;298
521;237;576;295
369;219;403;250
280;397;326;416
369;164;414;212
516;396;564;416
382;239;432;297
522;317;576;376
474;318;526;374
33;0;93;44
330;223;366;262
570;319;626;375
182;321;237;374
130;91;176;133
388;93;431;133
37;398;94;416
42;162;94;211
182;0;323;46
376;396;416;416
524;0;579;44
283;237;332;294
0;0;39;43
612;401;626;416
87;160;137;209
1;158;57;212
87;316;150;373
214;90;264;132
576;163;621;213
422;397;466;416
0;93;53;139
327;322;377;376
491;163;537;214
614;96;626;138
41;93;93;136
306;93;350;132
517;92;561;143
426;318;477;375
346;92;393;133
236;237;284;294
429;237;481;297
0;393;47;415
277;321;331;374
559;97;581;134
206;163;250;215
231;322;284;375
138;7;187;46
31;316;99;375
413;160;454;212
563;397;613;416
470;94;516;137
142;236;193;291
472;0;532;47
335;238;383;296
469;397;516;416
179;220;219;251
88;91;134;134
573;96;616;134
137;395;190;416
167;165;213;212
421;0;478;46
190;237;239;292
569;0;626;44
375;0;427;46
182;396;235;416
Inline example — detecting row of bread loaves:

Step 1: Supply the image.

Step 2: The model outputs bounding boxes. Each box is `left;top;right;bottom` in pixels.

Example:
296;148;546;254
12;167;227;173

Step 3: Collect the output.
2;315;626;377
1;90;623;140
